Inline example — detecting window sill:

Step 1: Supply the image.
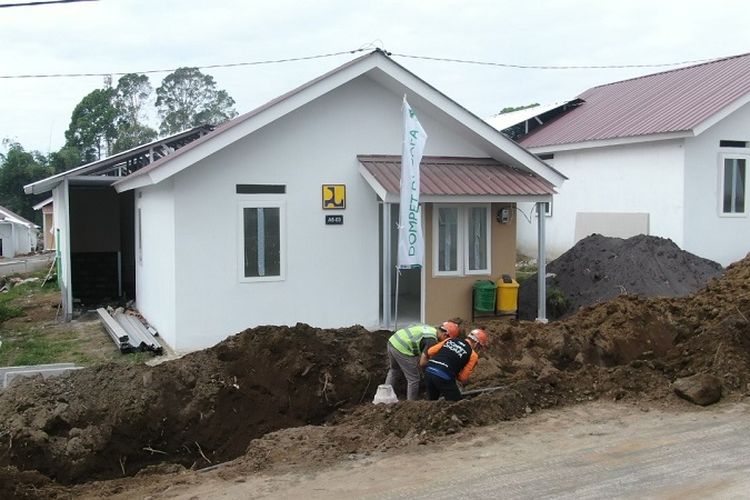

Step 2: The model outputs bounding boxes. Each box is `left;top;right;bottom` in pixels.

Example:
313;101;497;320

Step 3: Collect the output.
239;276;285;283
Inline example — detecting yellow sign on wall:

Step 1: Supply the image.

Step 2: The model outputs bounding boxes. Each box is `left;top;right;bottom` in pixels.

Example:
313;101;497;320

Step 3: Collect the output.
322;184;346;209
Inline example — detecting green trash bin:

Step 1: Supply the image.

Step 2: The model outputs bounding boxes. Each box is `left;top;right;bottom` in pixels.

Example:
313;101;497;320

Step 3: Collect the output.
473;280;497;313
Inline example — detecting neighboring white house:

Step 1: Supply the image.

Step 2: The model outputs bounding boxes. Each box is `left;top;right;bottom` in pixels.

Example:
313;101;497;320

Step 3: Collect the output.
26;50;564;350
0;204;38;258
487;52;750;267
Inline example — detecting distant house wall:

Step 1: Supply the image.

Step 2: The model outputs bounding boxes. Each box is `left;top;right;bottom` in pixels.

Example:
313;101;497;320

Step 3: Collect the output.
135;180;177;348
166;77;489;350
0;220;36;257
0;223;11;257
684;101;750;266
518;140;685;260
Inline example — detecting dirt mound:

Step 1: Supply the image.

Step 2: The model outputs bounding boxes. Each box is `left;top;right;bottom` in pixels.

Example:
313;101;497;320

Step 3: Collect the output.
1;253;749;498
518;234;724;320
0;323;389;484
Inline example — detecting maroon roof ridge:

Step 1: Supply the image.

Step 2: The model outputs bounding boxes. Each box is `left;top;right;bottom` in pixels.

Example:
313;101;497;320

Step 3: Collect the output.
519;51;750;148
588;51;750;92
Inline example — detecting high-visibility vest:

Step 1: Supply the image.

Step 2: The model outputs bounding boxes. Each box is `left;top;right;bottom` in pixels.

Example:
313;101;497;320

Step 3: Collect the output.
389;324;438;357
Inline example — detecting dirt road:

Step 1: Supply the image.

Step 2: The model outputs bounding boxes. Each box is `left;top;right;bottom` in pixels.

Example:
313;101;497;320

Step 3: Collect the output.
98;399;750;499
0;252;52;278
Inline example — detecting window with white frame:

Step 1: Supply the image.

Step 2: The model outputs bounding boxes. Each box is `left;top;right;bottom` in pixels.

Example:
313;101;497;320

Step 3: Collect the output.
434;204;491;276
239;198;285;281
721;155;747;215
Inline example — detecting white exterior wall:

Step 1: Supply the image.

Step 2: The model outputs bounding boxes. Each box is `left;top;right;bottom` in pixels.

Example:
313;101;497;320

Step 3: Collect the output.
518;141;686;259
168;76;486;349
135;180;178;348
684;101;750;266
0;224;11;257
52;181;72;319
0;222;35;257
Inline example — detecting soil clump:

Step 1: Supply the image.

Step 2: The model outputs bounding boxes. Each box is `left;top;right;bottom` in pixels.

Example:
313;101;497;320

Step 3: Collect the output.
518;234;724;320
1;251;749;499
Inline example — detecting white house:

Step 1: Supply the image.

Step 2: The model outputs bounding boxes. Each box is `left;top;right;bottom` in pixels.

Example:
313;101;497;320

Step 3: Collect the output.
488;52;750;267
0;204;38;258
26;50;564;350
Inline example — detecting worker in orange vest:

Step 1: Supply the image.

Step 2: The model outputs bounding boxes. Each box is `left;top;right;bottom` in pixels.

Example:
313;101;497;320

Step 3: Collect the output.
384;321;460;400
419;328;489;401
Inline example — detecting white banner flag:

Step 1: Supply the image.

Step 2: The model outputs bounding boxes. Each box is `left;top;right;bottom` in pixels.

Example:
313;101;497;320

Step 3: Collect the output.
397;96;427;269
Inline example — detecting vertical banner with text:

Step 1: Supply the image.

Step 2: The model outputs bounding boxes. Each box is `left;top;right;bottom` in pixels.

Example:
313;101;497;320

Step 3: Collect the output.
397;96;427;269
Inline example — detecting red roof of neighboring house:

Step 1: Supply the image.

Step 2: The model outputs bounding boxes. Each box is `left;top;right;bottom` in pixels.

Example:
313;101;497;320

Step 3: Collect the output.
358;155;555;196
520;52;750;148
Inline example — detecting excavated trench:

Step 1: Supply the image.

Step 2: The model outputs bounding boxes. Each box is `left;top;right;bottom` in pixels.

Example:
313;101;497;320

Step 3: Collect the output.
2;240;750;494
0;324;390;483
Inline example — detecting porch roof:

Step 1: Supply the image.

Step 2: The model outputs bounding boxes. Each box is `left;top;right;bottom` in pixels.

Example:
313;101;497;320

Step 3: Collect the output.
358;155;556;203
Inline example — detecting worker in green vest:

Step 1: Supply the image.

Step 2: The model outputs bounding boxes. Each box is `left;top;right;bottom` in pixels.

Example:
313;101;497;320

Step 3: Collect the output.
384;321;460;400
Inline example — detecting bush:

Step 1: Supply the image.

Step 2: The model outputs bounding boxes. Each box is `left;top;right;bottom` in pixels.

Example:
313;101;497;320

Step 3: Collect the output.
547;286;569;319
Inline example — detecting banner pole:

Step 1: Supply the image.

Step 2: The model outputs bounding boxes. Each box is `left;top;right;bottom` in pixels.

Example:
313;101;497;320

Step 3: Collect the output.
393;266;400;331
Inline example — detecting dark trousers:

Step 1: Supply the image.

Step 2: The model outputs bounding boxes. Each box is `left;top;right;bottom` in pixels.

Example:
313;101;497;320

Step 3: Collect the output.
425;372;463;401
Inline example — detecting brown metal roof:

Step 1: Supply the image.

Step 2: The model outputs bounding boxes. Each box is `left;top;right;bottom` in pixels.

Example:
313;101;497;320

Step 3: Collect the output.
358;155;555;196
520;52;750;148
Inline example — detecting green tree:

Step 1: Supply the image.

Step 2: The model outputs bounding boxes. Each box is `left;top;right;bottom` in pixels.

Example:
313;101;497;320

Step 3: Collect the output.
47;146;81;174
112;74;157;153
64;88;117;163
0;141;52;222
155;67;237;135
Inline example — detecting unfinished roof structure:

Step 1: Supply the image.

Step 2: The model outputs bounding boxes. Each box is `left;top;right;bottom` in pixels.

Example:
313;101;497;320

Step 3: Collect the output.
24;126;213;195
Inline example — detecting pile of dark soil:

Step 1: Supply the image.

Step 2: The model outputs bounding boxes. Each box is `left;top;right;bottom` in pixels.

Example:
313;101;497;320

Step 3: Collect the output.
0;324;389;484
518;234;724;320
1;251;749;499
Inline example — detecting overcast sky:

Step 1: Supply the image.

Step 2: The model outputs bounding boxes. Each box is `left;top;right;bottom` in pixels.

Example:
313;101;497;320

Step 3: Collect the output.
1;0;749;154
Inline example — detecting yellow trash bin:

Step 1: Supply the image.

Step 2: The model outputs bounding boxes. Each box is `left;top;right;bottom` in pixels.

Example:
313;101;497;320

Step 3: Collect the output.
496;275;519;314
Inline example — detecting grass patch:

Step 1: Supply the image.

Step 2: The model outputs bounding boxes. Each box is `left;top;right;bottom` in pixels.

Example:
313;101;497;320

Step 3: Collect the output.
0;270;156;367
0;328;89;366
0;327;154;367
0;281;35;323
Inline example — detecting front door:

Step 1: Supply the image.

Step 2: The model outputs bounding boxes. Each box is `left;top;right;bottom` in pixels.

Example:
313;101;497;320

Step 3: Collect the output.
380;203;422;329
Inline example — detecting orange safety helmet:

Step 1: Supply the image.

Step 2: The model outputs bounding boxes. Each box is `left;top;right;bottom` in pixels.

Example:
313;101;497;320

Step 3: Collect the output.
438;321;460;339
468;328;489;348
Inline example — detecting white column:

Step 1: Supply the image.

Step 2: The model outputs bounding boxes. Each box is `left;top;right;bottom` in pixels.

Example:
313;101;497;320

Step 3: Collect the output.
382;202;392;328
536;201;548;323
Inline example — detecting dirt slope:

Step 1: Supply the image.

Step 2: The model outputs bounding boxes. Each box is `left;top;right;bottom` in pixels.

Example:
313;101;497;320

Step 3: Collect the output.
1;252;749;499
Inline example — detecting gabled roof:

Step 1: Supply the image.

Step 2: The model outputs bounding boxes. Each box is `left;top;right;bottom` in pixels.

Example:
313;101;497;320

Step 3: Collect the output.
32;197;53;211
358;155;554;203
0;204;37;228
518;52;750;150
113;49;565;192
